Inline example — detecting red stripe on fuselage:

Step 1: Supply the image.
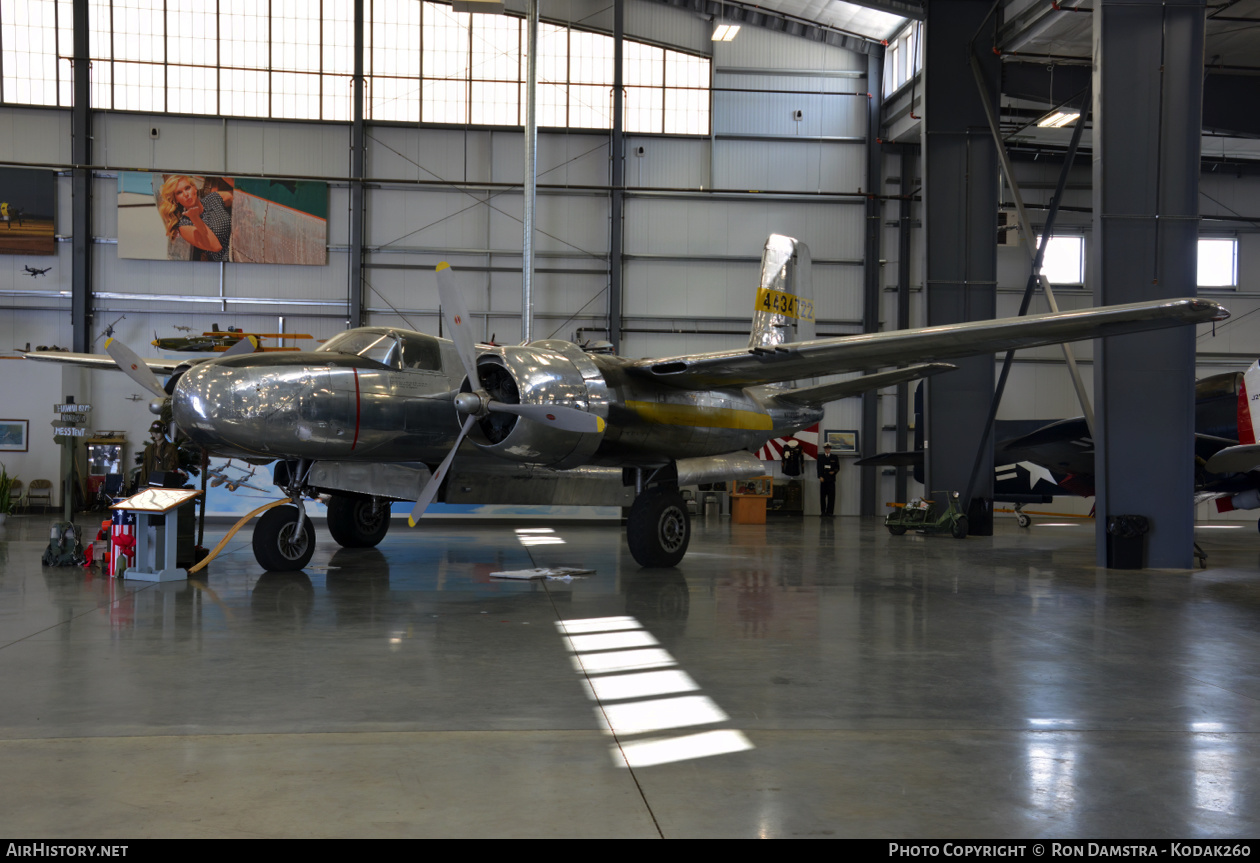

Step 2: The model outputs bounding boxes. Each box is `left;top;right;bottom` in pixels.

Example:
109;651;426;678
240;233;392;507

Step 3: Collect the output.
352;367;361;450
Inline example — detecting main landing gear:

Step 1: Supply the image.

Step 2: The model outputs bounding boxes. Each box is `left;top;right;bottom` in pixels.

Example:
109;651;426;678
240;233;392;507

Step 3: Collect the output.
626;479;691;568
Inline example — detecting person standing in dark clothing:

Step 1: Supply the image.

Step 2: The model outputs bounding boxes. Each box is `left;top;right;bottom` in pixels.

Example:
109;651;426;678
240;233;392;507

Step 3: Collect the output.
817;442;840;516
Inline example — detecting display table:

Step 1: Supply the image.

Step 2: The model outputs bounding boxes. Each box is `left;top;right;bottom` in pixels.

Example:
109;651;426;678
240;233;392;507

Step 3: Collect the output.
110;487;202;582
730;476;773;525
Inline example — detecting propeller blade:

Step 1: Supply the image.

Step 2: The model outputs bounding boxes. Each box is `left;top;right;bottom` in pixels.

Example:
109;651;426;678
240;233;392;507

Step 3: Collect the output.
487;401;605;434
408;414;477;526
105;338;168;399
219;334;259;358
435;263;481;388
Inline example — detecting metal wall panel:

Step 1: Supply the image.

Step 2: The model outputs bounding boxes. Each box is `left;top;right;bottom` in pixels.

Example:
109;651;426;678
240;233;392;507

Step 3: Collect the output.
623;137;708;190
623;196;863;258
714;26;865;73
712;139;864;193
0;107;72;164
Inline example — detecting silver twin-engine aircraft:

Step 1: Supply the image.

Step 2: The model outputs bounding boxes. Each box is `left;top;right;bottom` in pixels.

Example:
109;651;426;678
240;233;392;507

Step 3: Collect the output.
27;235;1228;571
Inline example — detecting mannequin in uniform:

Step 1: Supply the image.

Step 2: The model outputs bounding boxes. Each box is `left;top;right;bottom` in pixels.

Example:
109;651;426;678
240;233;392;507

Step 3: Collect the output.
139;421;180;486
817;442;840;517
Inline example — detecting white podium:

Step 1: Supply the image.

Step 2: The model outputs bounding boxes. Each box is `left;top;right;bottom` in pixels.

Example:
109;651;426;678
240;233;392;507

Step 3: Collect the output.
110;487;202;582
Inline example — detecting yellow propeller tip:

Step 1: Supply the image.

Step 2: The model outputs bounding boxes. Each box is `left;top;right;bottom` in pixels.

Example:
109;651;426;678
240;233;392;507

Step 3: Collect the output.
408;517;418;527
436;262;450;272
596;417;606;433
105;337;114;348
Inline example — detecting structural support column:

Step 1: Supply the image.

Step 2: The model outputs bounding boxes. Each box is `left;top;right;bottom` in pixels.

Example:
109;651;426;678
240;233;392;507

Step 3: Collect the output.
860;49;885;517
1093;0;1204;568
348;0;366;328
609;0;624;353
895;143;915;505
522;0;539;343
922;1;1000;534
71;0;91;353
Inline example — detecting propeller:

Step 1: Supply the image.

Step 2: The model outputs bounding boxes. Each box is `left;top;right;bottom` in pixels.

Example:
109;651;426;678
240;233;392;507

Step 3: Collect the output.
405;264;606;524
105;337;167;400
435;263;603;435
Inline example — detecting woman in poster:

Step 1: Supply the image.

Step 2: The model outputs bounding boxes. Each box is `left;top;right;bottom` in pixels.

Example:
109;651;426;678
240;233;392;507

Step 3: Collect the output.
158;175;234;261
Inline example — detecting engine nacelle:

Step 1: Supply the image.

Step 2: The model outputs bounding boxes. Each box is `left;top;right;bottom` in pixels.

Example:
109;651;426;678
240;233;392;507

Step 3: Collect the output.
465;339;609;470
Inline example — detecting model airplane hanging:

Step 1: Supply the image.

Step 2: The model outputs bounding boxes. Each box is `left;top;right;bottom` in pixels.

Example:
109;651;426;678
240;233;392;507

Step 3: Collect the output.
24;235;1228;571
24;265;51;278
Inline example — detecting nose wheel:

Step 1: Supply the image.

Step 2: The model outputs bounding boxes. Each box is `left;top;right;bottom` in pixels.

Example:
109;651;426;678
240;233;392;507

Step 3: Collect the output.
253;505;316;571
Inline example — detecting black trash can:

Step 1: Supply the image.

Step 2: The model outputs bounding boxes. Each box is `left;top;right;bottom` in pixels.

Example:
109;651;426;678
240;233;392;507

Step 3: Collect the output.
1106;514;1149;569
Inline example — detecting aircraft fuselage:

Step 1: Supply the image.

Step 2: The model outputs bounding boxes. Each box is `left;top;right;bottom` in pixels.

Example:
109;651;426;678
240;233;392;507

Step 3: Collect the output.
172;328;819;472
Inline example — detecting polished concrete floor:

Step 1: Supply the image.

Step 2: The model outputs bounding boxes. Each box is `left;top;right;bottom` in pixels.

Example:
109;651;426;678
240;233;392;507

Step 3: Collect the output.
0;509;1258;838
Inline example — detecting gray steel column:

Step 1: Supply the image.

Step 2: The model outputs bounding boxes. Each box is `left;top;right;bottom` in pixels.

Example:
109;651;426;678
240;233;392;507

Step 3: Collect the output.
609;0;624;353
71;0;91;353
860;49;885;517
922;1;1000;534
522;0;539;343
895;144;915;504
1093;0;1204;568
348;0;366;328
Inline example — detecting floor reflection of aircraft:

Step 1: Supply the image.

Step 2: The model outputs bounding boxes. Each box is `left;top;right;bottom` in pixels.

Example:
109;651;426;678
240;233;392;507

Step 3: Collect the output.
24;265;51;278
861;361;1260;529
24;235;1227;572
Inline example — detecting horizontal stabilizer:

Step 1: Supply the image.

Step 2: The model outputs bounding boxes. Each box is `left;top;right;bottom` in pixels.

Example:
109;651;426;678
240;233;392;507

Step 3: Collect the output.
1205;443;1260;475
770;363;955;408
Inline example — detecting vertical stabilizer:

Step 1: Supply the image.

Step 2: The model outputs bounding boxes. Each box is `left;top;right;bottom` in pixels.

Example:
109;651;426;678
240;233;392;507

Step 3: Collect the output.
1239;360;1260;445
749;234;816;349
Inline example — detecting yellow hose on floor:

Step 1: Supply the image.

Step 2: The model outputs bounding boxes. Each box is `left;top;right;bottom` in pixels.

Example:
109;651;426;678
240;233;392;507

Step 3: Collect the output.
187;499;291;574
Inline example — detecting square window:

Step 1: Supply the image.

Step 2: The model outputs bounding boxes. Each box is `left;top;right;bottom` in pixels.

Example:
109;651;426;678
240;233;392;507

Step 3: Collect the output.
1038;235;1084;286
1198;238;1237;288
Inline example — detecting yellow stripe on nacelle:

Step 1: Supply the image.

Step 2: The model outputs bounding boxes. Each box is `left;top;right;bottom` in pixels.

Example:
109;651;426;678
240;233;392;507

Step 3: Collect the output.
626;400;773;431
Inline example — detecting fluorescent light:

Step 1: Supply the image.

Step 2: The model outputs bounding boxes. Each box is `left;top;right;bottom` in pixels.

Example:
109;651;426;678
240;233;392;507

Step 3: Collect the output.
1037;111;1080;128
712;24;740;41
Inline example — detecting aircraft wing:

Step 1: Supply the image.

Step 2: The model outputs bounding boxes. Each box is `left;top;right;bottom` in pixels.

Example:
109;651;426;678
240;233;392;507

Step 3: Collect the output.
627;298;1227;389
1205;443;1260;475
23;350;185;375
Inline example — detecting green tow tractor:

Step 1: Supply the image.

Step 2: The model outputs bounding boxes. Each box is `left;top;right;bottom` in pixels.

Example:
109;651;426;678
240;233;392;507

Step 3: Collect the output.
885;491;969;539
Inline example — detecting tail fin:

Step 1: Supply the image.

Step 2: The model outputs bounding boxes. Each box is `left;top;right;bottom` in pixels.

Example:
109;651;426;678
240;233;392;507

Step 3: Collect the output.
750;234;816;349
1239;360;1260;445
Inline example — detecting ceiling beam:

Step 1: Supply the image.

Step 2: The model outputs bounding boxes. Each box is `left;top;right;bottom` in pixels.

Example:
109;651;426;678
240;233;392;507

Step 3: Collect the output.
637;0;892;53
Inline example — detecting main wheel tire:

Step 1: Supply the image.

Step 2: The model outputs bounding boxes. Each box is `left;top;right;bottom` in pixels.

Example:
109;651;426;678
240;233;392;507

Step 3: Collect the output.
253;506;316;571
888;525;907;536
1016;512;1031;529
326;495;391;548
627;487;691;568
951;515;969;540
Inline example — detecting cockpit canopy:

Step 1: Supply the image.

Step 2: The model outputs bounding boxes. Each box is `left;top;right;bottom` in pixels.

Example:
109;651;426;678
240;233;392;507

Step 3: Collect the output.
318;328;443;371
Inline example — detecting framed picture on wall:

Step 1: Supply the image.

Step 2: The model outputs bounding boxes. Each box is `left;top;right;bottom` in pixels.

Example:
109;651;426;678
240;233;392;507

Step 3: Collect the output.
824;429;858;456
0;419;29;452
